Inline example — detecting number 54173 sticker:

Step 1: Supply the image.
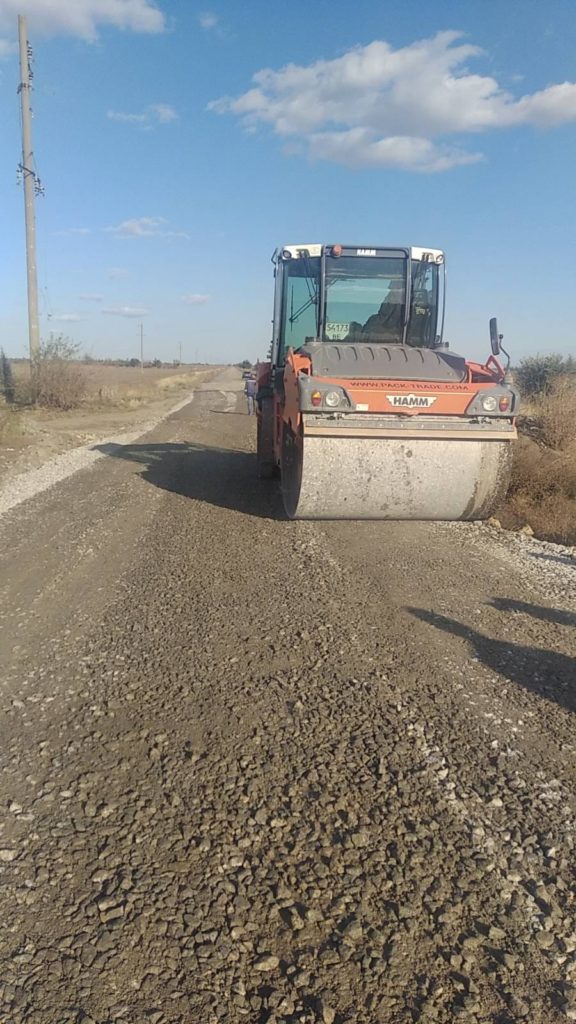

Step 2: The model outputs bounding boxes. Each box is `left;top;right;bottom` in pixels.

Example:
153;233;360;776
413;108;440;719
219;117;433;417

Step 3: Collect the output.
325;322;350;340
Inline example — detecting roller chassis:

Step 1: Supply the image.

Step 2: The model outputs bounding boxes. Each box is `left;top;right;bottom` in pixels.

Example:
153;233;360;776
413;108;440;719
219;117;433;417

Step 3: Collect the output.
257;244;518;520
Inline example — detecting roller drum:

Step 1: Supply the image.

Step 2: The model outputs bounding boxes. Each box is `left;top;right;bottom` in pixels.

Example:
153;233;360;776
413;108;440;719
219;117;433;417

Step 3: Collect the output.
282;432;512;521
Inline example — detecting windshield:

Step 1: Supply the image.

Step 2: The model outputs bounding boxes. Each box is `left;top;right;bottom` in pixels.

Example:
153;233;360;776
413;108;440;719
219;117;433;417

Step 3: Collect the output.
280;256;321;357
324;256;440;348
325;256;405;344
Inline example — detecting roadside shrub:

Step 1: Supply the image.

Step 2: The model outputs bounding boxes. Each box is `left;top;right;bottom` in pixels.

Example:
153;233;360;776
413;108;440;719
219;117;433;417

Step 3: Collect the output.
0;349;15;404
31;335;88;410
534;376;576;451
515;353;575;398
502;419;576;545
500;372;576;544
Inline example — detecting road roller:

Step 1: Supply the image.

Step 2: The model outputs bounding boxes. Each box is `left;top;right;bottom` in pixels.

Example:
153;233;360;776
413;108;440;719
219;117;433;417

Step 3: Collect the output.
256;243;518;520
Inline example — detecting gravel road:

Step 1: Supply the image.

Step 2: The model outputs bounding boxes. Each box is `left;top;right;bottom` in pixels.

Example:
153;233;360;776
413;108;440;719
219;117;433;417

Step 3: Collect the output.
0;367;575;1024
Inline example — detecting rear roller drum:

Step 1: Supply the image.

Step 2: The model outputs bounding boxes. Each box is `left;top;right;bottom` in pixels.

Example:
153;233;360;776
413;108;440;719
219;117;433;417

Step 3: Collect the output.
257;396;276;479
281;425;304;518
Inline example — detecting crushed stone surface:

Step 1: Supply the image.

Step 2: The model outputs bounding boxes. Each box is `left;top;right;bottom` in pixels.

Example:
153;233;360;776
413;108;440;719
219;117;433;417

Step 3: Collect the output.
435;521;576;608
0;367;574;1024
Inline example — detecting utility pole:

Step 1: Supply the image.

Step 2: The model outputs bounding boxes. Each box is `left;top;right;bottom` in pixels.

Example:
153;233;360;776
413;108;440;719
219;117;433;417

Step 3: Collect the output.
18;15;42;372
140;322;144;373
178;340;182;365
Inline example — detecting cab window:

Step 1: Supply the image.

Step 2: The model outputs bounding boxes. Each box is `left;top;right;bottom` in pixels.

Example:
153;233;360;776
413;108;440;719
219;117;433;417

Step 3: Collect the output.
278;257;320;363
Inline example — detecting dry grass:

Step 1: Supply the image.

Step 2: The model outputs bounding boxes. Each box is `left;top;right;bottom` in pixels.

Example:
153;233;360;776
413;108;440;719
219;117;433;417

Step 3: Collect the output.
86;367;215;410
501;377;576;545
0;408;24;445
36;361;87;411
535;377;576;451
10;359;86;409
9;361;212;411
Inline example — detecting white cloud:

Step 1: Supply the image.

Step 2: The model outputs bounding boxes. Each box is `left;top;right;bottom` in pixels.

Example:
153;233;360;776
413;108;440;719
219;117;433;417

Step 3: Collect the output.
148;102;177;123
106;216;189;239
0;0;165;41
309;130;480;172
182;293;210;305
107;111;147;125
102;306;149;318
107;267;130;279
210;31;576;172
107;217;165;237
199;12;218;30
107;103;178;127
79;293;103;301
49;312;82;322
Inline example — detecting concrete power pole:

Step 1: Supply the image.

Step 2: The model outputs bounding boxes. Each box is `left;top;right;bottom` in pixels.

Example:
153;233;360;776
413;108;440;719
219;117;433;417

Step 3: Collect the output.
140;322;144;373
18;15;41;371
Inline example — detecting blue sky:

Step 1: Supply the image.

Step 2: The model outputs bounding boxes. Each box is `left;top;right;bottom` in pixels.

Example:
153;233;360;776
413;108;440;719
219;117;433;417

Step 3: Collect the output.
0;0;575;364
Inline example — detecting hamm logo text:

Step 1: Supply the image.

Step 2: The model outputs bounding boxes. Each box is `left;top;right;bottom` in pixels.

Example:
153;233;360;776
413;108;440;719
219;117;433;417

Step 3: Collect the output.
387;394;437;408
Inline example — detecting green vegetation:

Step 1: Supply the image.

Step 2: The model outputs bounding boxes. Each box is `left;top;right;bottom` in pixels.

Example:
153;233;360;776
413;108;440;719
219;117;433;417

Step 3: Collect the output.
0;349;15;404
514;353;575;398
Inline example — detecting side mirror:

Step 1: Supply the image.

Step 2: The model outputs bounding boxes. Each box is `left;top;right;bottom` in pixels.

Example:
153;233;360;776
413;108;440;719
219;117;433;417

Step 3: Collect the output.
489;317;501;356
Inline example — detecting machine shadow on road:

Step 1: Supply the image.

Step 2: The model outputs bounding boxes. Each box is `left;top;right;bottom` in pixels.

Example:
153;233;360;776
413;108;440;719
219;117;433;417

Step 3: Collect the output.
490;598;576;628
95;442;283;520
408;607;575;714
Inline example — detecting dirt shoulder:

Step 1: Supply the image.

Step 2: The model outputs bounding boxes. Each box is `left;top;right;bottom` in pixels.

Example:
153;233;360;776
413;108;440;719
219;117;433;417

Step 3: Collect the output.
0;365;220;490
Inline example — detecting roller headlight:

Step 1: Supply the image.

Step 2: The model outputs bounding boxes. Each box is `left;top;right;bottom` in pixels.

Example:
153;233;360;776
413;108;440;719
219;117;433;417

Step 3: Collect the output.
324;390;342;408
466;387;518;417
481;396;498;412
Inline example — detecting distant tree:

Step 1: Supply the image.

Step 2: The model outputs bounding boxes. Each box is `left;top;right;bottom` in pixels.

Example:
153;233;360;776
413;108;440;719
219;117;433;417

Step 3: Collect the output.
128;357;141;368
152;358;162;368
240;359;252;369
515;354;576;398
0;349;15;403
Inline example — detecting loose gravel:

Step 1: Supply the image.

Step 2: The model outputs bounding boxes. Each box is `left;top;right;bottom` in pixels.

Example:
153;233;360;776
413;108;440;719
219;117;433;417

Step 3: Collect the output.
435;521;576;608
0;370;574;1024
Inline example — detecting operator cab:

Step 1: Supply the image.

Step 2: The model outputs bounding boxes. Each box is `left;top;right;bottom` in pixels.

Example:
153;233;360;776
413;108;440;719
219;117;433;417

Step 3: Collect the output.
271;244;446;366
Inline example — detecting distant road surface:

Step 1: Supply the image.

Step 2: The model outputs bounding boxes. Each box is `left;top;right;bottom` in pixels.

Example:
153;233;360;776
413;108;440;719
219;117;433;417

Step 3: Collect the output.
0;366;575;1024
